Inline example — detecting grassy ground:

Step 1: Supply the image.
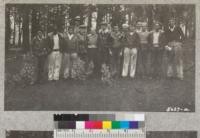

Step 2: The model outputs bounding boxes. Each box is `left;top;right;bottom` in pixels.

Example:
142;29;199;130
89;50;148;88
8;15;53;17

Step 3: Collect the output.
4;40;195;111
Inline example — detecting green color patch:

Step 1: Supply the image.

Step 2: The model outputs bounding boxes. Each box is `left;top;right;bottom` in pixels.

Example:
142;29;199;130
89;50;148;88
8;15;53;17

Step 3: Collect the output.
112;121;120;129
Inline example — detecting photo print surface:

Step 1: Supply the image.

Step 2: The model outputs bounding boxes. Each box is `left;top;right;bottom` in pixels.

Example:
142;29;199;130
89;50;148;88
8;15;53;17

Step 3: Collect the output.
4;4;195;111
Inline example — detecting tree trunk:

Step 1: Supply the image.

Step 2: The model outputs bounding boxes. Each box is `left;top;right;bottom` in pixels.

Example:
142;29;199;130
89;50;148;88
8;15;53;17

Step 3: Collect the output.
13;11;16;46
147;6;153;30
31;8;40;38
5;5;11;53
96;5;104;31
87;10;92;32
18;18;22;47
22;5;30;52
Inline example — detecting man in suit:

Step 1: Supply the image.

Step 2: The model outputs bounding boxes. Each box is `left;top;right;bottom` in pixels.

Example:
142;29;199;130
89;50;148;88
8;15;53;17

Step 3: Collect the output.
97;22;112;66
137;22;151;78
32;30;47;83
46;25;65;81
149;22;166;79
110;25;123;77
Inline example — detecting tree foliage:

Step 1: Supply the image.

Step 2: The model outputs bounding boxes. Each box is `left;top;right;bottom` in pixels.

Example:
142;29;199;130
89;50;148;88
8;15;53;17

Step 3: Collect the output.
5;4;195;52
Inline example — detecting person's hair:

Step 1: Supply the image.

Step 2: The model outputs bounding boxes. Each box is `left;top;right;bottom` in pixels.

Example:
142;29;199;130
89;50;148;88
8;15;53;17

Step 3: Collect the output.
37;30;42;34
68;26;74;30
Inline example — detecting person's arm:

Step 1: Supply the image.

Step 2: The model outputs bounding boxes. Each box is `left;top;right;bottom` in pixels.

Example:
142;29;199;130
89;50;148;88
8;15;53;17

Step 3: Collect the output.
147;33;152;47
137;33;141;49
177;26;185;42
97;34;101;51
45;36;52;54
160;32;166;49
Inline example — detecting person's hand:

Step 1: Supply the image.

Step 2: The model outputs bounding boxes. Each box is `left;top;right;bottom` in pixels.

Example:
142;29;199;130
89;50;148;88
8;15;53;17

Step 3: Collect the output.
119;51;123;56
165;45;172;51
109;50;112;55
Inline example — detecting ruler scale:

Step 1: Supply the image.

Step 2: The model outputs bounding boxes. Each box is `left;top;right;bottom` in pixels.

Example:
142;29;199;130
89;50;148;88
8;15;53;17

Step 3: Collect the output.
54;129;145;138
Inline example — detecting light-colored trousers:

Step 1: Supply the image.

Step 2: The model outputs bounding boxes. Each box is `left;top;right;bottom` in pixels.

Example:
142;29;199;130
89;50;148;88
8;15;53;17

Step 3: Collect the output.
167;41;184;79
122;47;137;78
48;51;62;81
62;53;78;79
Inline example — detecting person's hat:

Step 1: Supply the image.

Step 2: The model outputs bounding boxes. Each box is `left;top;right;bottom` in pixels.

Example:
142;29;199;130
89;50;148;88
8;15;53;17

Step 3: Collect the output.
154;21;161;26
169;17;176;21
141;22;148;27
100;21;107;25
75;16;81;21
79;24;87;28
122;24;129;29
113;25;119;28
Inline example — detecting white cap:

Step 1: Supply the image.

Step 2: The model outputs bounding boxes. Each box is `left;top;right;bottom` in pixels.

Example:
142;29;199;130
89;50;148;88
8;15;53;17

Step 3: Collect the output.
122;24;129;28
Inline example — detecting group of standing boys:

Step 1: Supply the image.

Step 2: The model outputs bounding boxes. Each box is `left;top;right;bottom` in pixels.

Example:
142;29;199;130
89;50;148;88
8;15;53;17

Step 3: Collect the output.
32;18;185;83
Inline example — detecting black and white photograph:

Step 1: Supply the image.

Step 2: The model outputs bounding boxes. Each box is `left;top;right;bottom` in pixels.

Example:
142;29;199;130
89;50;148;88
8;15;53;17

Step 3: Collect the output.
4;4;195;111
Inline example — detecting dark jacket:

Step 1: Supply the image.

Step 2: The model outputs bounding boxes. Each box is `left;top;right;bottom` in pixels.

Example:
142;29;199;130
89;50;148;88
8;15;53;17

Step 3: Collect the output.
45;32;65;53
120;32;140;48
110;31;122;48
97;31;112;50
32;36;47;57
164;26;185;43
64;33;79;53
77;33;87;53
148;31;166;49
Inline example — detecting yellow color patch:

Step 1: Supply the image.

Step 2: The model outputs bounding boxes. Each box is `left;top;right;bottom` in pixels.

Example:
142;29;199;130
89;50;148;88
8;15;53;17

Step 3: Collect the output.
103;121;112;129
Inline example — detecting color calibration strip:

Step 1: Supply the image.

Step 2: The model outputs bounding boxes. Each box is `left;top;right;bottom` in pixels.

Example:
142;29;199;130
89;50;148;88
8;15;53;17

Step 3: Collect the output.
56;121;144;129
54;114;145;129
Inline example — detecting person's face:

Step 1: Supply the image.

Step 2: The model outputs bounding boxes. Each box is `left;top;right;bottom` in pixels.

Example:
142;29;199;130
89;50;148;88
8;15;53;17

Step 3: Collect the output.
129;26;135;32
90;30;96;35
53;26;58;33
81;28;87;35
113;26;119;32
37;31;43;38
154;24;160;31
142;26;147;32
75;21;80;26
101;24;107;30
68;28;74;34
123;27;129;32
169;20;175;27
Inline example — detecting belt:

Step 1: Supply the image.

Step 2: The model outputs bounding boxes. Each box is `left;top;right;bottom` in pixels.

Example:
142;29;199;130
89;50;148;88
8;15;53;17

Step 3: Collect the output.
153;44;159;47
53;49;59;51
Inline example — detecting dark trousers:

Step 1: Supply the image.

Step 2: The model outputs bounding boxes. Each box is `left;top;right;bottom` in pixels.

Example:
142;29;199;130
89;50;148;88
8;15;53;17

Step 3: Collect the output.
87;48;99;75
110;48;121;76
151;47;164;78
37;55;47;82
166;42;183;79
137;44;151;77
100;47;110;65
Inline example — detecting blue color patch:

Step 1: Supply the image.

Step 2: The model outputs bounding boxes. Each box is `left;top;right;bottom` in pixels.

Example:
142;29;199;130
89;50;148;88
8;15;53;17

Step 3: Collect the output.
120;121;130;129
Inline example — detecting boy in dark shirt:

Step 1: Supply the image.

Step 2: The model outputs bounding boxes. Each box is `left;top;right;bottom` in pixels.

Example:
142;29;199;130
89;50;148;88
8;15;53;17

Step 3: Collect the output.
164;18;185;80
110;25;123;77
97;22;112;66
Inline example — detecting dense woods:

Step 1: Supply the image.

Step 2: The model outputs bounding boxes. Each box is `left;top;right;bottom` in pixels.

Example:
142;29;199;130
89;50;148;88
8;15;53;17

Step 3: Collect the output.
5;4;195;52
